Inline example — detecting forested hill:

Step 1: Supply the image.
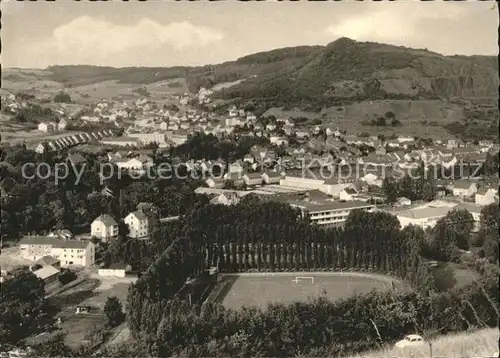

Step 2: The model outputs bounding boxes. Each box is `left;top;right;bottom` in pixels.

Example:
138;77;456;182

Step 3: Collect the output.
46;45;322;89
46;38;497;109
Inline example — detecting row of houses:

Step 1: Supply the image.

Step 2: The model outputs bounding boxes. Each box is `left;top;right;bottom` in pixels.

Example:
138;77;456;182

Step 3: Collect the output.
35;129;115;154
38;119;68;133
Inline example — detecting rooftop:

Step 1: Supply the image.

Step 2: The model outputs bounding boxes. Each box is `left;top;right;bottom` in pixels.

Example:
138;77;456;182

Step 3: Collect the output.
93;214;117;227
396;206;451;220
33;265;60;280
130;210;148;220
20;236;90;249
289;200;373;213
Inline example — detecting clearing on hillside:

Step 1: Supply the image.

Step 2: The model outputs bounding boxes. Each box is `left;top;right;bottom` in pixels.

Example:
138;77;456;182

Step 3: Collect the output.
211;272;404;311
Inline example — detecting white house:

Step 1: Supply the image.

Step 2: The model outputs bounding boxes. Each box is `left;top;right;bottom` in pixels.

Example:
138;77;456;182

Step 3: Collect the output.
339;187;357;201
91;214;118;242
452;181;478;198
116;155;154;174
475;187;498;206
210;192;240;206
243;173;264;187
58;118;68;131
124;211;149;239
19;236;95;268
206;177;225;189
38;121;56;133
262;171;282;184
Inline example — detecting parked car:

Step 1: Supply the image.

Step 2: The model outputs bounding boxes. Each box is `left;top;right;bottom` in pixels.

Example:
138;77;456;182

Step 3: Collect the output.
394;334;426;349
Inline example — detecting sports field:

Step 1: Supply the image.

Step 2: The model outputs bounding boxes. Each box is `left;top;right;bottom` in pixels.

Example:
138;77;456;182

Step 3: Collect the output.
213;272;404;311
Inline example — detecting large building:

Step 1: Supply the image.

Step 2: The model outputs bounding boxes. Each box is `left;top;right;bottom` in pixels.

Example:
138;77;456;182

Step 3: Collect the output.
396;207;452;229
289;200;374;228
19;236;95;268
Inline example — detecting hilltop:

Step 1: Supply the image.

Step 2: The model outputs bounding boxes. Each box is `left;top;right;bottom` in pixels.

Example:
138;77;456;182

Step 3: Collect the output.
36;38;498;108
213;38;498;109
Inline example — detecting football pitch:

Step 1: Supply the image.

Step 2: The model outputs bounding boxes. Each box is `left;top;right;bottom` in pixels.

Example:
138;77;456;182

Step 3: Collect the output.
213;272;405;311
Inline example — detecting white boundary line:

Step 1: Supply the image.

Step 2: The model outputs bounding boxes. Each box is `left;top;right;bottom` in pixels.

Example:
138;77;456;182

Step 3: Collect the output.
219;271;399;284
292;276;314;284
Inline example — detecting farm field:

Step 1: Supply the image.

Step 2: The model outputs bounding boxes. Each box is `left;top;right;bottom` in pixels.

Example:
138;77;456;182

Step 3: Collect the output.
214;272;403;311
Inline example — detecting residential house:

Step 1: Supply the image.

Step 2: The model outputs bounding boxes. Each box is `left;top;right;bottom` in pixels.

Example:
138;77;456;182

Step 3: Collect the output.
91;214;118;242
206;177;225;189
262;171;282;184
266;123;277;131
34;255;61;270
47;229;73;241
58;118;68;131
210;192;240;206
243;172;264;187
295;130;309;139
270;136;288;146
396;197;412;206
170;130;188;146
224;172;244;187
452;180;478;198
35;143;48;154
38;121;56;133
323;178;353;198
116;156;153;174
31;265;60;285
475;187;498;206
447;139;464;149
339;187;357;201
67;153;87;167
19;236;95;267
124;211;149;239
243;154;255;164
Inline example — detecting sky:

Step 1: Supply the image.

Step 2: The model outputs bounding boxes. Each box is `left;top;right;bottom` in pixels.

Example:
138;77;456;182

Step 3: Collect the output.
2;1;498;69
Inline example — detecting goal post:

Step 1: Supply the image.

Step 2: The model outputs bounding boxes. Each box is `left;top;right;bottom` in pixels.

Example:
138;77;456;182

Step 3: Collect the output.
292;276;314;284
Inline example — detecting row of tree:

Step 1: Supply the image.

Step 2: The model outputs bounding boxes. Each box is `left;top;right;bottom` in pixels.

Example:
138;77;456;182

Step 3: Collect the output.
125;202;437;339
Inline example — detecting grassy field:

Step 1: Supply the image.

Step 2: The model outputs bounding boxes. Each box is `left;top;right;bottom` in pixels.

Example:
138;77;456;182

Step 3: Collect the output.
212;272;403;311
346;328;499;358
46;273;135;349
264;100;461;139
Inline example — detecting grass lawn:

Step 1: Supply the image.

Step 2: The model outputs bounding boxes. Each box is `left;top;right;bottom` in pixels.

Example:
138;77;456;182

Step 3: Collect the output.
214;272;403;311
347;328;499;358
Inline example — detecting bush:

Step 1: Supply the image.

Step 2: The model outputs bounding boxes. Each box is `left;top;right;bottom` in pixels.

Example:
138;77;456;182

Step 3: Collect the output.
53;92;71;103
58;269;77;285
104;296;125;327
